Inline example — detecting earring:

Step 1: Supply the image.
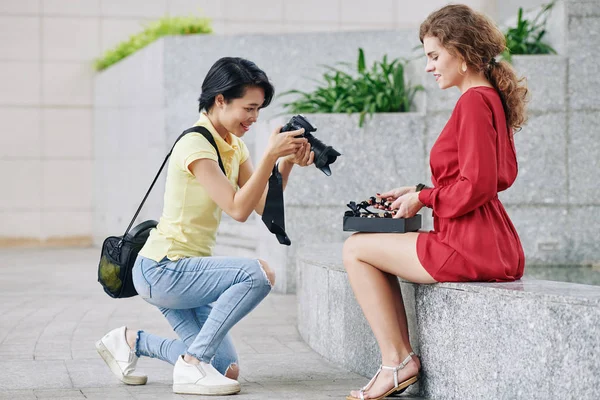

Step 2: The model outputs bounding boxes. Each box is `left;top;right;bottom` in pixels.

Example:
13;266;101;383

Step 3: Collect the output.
461;62;467;73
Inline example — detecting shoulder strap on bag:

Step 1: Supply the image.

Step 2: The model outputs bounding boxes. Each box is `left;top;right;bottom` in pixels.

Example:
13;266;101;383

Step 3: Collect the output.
122;126;225;237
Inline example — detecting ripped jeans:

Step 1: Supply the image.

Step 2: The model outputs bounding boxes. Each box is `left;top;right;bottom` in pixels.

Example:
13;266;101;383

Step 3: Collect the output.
132;254;272;374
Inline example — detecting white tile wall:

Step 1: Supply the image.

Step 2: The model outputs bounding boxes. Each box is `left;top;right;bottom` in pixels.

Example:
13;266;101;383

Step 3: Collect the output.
0;108;42;158
395;0;497;29
42;17;100;61
0;160;43;209
341;0;395;25
0;211;42;237
396;0;448;28
0;16;40;61
338;23;397;32
223;21;286;35
223;0;284;21
100;18;149;53
42;160;92;210
0;62;41;105
168;0;222;19
0;0;40;15
42;108;92;158
41;210;92;237
284;0;339;23
100;0;168;18
42;62;93;106
463;0;497;17
41;0;101;16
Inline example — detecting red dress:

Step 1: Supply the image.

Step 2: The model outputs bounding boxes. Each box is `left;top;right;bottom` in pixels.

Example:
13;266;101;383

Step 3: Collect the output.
417;86;524;282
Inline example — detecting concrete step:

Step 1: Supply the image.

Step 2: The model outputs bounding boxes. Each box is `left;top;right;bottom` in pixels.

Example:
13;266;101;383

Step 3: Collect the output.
296;243;600;400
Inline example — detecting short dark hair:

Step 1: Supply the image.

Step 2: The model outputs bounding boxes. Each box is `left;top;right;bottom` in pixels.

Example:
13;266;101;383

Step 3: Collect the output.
198;57;275;112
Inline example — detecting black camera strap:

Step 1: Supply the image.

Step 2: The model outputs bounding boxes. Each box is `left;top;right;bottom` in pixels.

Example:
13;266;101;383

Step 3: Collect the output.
123;126;225;237
262;164;291;246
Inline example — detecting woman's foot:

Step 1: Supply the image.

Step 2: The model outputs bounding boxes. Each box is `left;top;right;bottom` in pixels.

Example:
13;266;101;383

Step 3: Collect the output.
95;326;147;385
125;327;137;350
172;355;241;395
348;353;420;400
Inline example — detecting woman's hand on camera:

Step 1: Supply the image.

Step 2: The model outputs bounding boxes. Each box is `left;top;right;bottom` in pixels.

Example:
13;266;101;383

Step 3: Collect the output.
266;126;307;160
391;192;423;218
284;142;314;167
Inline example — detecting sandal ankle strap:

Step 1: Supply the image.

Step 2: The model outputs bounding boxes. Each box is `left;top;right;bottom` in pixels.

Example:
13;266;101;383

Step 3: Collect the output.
381;352;415;388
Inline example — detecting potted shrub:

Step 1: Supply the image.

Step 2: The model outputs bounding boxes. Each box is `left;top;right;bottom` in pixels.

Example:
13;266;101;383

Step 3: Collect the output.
94;14;212;71
281;48;423;127
501;1;557;62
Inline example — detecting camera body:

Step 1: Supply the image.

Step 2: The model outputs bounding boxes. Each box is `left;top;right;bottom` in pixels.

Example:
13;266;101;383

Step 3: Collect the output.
281;114;341;176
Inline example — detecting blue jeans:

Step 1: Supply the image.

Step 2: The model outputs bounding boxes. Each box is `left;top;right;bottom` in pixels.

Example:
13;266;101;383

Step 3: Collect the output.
131;254;272;374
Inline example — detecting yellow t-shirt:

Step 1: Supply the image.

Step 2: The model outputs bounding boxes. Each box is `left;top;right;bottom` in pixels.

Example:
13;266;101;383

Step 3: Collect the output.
139;113;250;261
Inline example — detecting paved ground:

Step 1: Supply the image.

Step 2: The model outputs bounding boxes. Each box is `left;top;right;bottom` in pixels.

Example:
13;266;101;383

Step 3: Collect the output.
0;247;422;399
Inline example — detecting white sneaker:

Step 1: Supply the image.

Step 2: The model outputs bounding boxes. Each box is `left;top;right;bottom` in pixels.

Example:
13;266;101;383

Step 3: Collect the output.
173;355;241;395
95;326;147;385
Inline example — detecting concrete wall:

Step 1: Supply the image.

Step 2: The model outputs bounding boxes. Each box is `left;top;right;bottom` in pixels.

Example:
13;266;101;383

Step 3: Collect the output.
1;0;547;247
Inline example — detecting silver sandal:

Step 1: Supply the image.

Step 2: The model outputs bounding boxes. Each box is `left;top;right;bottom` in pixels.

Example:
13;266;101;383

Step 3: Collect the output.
346;352;419;400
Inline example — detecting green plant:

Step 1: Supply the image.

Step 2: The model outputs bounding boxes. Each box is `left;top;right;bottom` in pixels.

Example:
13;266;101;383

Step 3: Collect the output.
281;48;423;127
94;15;212;71
502;1;557;62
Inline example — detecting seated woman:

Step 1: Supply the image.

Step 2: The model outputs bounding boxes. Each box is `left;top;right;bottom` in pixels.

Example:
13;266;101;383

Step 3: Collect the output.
96;57;314;396
344;4;528;400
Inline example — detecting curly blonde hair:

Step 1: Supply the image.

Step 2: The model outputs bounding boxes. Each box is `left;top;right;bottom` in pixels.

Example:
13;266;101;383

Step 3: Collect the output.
419;4;529;132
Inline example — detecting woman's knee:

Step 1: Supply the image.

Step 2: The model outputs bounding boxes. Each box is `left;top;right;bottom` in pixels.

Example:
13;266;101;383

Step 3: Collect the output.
258;259;275;287
342;233;363;267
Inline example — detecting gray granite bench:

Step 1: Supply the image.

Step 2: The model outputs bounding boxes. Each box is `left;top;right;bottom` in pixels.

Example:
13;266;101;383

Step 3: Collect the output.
297;243;600;400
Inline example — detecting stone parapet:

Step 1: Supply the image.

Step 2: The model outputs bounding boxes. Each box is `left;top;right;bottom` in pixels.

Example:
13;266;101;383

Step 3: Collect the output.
297;243;600;400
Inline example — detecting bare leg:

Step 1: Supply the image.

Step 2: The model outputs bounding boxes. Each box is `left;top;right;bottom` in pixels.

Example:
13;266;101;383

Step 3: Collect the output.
343;232;434;399
225;363;239;380
384;273;410;355
385;272;422;370
126;329;136;349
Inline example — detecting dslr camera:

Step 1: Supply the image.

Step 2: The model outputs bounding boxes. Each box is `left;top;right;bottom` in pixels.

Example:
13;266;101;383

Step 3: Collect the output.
281;114;341;176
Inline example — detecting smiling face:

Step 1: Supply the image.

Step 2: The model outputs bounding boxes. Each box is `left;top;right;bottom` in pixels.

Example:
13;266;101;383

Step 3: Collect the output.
213;85;265;138
423;36;465;91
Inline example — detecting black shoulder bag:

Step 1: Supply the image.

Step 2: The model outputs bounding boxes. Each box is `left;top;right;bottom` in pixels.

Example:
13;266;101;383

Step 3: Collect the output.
97;126;225;298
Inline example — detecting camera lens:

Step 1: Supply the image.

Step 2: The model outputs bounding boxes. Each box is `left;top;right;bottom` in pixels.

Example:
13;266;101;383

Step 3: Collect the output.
280;115;341;176
303;133;341;176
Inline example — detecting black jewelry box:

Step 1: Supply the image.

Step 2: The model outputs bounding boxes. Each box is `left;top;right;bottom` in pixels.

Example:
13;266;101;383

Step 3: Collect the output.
343;214;422;233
